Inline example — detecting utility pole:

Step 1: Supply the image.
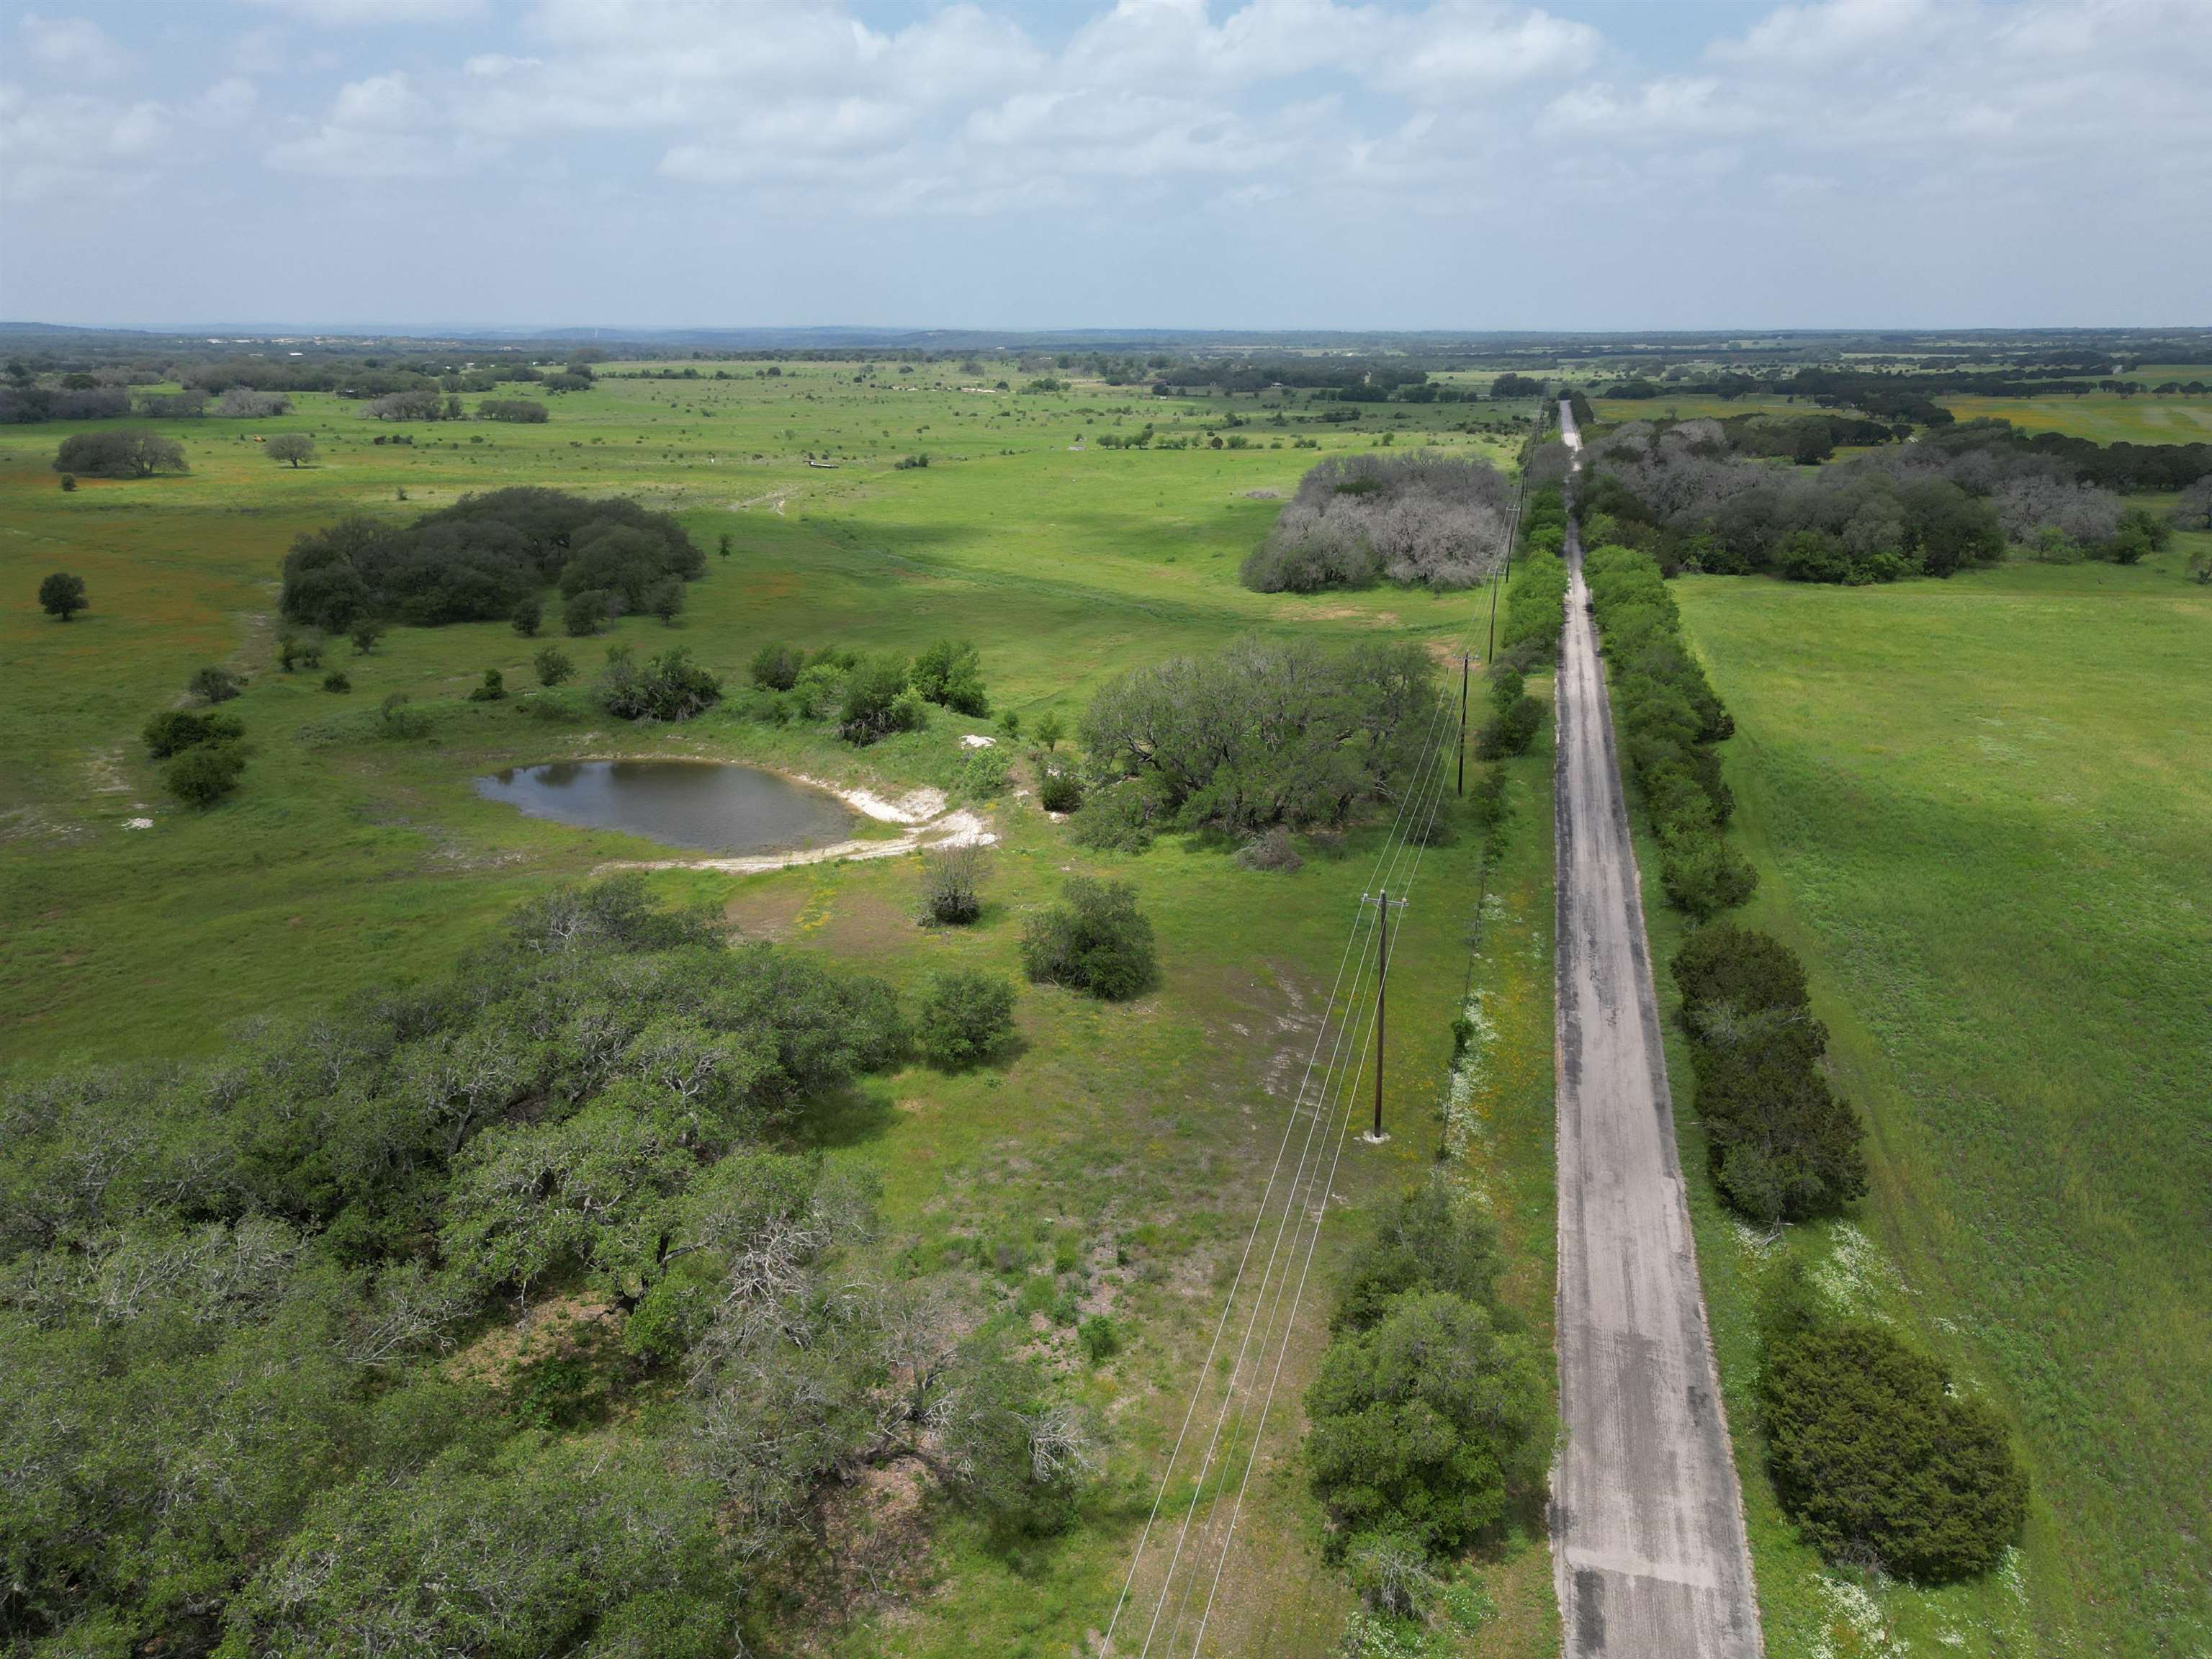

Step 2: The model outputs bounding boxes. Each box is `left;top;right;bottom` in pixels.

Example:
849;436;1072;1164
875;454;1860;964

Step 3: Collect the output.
1457;652;1470;796
1360;889;1409;1142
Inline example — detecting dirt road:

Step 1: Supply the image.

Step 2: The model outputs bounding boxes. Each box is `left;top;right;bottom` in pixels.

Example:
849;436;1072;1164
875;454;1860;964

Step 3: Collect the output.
1550;400;1763;1657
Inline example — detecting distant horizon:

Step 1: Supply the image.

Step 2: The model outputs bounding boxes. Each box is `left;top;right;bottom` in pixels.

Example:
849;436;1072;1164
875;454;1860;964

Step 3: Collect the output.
6;320;2207;344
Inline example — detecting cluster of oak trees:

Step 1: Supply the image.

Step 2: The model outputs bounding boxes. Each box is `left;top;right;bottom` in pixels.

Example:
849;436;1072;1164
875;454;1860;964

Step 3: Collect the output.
1241;453;1515;593
281;487;703;632
0;880;1097;1654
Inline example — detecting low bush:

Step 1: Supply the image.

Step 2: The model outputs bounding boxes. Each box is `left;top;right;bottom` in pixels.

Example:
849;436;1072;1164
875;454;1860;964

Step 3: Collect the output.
956;747;1011;801
1761;1271;2026;1581
1236;825;1303;872
1020;877;1159;1000
838;655;927;745
511;596;541;637
918;845;986;926
532;646;574;688
749;642;804;691
1331;1179;1503;1334
562;589;607;637
165;741;245;806
321;670;351;693
377;693;431;740
1305;1290;1550;1558
1077;1315;1120;1363
1475;695;1542;759
1672;922;1868;1222
189;665;243;704
916;970;1017;1070
467;669;505;703
911;639;989;716
1065;781;1157;853
143;709;242;759
1037;768;1084;814
595;646;723;721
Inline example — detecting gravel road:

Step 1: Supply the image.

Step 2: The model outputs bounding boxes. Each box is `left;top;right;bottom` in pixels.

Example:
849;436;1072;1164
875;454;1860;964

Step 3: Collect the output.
1549;400;1763;1657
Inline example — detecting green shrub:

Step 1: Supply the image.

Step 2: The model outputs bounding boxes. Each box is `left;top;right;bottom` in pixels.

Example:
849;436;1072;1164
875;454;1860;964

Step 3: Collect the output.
1657;830;1759;921
1305;1291;1552;1557
1332;1177;1503;1334
749;642;804;691
918;845;986;926
839;655;927;744
916;970;1017;1069
165;741;245;806
562;589;607;637
1037;768;1084;813
1065;781;1156;853
1763;1317;2027;1580
1077;1315;1121;1363
321;670;351;693
532;645;574;688
377;693;431;740
911;639;989;715
511;595;541;637
1673;922;1867;1223
595;646;722;721
1020;877;1159;1000
467;668;505;702
1475;695;1542;759
956;747;1011;801
143;708;242;759
188;665;243;704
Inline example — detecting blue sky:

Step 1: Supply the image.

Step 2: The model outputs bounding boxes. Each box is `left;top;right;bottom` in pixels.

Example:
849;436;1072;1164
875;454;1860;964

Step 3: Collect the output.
2;0;2207;331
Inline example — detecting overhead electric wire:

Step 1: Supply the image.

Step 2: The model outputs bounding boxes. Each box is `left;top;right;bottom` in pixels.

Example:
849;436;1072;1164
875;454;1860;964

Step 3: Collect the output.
1106;409;1541;1654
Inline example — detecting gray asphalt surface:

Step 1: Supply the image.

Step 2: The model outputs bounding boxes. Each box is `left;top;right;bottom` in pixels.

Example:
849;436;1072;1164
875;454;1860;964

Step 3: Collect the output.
1549;400;1763;1658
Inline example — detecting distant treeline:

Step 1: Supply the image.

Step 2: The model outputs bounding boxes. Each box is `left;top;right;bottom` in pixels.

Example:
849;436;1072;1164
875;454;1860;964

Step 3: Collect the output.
1602;364;2212;425
1583;416;2191;583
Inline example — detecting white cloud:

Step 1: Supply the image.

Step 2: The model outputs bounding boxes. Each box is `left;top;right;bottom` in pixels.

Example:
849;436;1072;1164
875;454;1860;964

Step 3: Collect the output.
238;0;487;27
19;13;127;80
0;86;170;202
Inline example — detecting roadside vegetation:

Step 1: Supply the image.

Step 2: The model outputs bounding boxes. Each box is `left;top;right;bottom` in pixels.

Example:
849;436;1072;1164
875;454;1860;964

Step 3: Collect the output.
1613;495;2210;1652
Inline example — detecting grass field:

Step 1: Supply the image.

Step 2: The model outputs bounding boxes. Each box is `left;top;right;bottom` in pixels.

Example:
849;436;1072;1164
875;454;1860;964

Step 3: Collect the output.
1937;392;2212;446
1635;539;2211;1658
0;368;1557;1655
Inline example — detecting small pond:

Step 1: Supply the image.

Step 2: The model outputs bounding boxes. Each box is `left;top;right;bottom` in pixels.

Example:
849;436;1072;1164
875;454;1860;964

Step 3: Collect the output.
474;760;855;855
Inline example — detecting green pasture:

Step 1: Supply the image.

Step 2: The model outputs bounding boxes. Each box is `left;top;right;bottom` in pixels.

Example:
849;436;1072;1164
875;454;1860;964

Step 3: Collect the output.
0;367;1555;1655
1938;391;2212;446
1638;541;2211;1658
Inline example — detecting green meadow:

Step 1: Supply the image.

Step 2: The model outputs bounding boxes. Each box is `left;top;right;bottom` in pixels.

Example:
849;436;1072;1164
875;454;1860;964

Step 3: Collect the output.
1639;538;2211;1658
0;367;1557;1656
1937;392;2212;446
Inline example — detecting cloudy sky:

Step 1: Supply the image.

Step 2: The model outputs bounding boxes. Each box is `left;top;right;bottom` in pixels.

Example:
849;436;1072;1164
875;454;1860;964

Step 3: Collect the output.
2;0;2207;331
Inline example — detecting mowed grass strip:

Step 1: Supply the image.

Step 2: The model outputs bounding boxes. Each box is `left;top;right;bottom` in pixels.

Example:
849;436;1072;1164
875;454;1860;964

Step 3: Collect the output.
1655;544;2211;1658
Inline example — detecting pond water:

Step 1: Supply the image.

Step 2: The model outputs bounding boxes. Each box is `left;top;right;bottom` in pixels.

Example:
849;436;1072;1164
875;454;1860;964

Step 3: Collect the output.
474;760;855;855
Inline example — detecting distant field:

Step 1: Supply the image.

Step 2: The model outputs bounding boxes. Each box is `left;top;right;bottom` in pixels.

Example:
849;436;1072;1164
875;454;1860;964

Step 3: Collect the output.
1588;393;1824;426
1939;391;2212;445
1645;544;2211;1658
0;366;1553;1656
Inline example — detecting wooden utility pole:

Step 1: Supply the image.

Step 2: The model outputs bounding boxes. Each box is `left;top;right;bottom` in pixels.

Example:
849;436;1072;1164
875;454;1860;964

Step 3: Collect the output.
1457;652;1470;796
1361;889;1409;1141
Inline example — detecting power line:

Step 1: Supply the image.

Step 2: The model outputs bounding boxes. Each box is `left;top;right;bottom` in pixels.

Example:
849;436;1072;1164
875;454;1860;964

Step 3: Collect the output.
1105;403;1543;1655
